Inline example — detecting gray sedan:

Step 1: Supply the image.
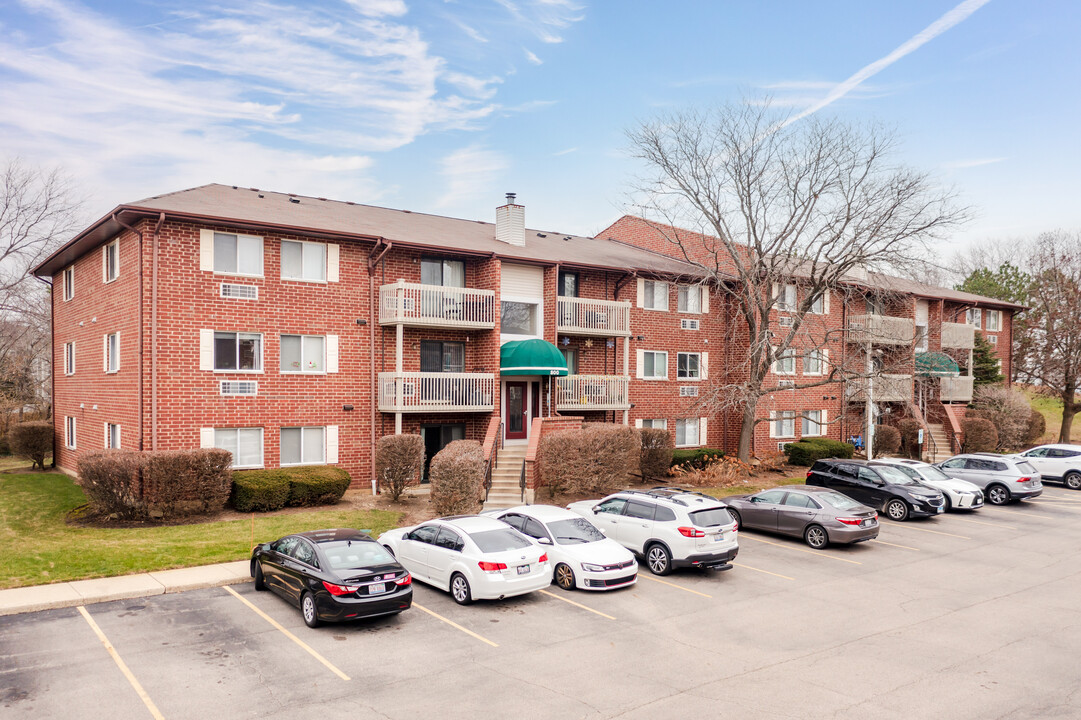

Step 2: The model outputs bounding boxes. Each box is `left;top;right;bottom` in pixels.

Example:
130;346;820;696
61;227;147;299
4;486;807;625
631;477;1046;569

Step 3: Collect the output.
725;485;879;549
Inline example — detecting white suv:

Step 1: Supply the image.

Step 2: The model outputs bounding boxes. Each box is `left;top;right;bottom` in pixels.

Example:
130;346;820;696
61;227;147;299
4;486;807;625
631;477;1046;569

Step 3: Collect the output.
567;488;739;575
1013;444;1081;490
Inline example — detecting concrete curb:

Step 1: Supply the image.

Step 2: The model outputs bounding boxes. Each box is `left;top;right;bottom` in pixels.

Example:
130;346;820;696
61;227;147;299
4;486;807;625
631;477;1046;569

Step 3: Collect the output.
0;560;252;617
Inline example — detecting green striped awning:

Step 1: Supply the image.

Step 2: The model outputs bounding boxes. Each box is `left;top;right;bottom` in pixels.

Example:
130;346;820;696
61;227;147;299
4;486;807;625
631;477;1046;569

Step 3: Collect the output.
500;339;569;376
916;351;960;377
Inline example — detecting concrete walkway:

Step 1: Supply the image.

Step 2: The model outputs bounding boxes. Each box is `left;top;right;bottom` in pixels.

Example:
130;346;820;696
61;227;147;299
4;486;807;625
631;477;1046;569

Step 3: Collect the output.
0;560;251;617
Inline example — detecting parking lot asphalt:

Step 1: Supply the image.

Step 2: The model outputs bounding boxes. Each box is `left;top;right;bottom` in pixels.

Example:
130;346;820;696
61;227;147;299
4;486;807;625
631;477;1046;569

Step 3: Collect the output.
4;489;1081;719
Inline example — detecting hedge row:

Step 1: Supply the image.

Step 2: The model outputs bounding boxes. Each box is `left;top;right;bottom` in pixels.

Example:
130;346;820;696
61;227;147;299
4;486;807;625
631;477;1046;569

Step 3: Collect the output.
231;466;352;512
783;438;855;466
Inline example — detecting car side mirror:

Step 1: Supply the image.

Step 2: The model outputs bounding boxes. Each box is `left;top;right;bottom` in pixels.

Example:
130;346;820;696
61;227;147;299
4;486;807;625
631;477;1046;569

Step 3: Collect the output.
537;537;553;546
592;506;600;514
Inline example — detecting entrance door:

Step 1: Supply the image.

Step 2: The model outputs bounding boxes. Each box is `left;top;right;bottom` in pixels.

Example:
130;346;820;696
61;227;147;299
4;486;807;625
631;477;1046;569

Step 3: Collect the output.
421;424;465;482
505;381;529;440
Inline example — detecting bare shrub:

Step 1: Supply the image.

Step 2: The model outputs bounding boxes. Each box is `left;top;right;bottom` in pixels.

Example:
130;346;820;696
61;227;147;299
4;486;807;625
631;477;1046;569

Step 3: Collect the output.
671;456;753;487
9;421;52;468
639;428;673;483
142;449;233;517
430;440;484;516
375;434;424;501
78;450;145;519
962;418;998;453
538;424;639;496
1026;410;1047;446
970;385;1032;450
873;424;901;456
897;418;922;459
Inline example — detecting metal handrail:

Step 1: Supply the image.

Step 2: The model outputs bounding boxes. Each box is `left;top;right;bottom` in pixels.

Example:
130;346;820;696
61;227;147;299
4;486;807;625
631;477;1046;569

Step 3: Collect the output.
519;461;526;502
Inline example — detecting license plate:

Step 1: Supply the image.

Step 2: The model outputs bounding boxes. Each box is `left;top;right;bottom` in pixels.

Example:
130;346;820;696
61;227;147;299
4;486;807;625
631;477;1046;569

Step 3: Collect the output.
712;533;725;542
368;582;386;594
517;565;530;575
936;507;944;514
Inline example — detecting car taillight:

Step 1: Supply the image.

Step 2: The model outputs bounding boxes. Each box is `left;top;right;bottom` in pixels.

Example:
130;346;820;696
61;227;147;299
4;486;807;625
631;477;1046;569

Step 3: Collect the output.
478;561;508;572
677;526;706;537
538;553;548;563
322;581;359;596
394;574;412;586
806;470;813;478
1016;476;1031;483
836;517;863;526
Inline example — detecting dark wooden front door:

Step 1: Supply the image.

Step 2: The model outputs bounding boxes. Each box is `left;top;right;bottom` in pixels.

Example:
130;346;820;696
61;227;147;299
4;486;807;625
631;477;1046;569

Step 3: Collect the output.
506;381;529;440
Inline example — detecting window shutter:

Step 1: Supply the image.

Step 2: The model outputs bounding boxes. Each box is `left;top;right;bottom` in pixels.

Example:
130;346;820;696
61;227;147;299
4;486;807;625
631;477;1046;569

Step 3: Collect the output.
636;349;645;379
657;282;669;311
636;278;645;308
326;335;339;373
114;332;120;371
103;422;109;448
701;352;709;380
822;349;830;372
199;229;215;271
102;335;109;372
823;289;831;315
327;244;340;283
102;245;108;282
200;427;215;448
821;409;829;436
699;418;708;446
768;411;776;438
199;329;214;371
634;419;643;429
326;425;339;464
702;288;709;314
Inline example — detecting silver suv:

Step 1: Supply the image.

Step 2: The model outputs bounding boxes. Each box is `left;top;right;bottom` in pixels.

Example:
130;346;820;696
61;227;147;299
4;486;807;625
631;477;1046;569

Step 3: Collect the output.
567;488;739;576
935;453;1043;505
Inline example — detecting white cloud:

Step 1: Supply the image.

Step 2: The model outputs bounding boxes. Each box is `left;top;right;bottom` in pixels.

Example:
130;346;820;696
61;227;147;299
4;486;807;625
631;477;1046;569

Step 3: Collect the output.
437;145;508;208
553;147;577;156
942;157;1007;170
524;48;543;65
494;0;584;44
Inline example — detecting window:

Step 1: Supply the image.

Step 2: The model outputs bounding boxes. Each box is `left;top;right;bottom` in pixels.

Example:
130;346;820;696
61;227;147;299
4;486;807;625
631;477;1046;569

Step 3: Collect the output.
103;239;119;283
784;493;820;509
641;418;667;430
802;410;824;437
434;528;465;551
214;428;263;468
65;416;76;449
213;232;263;276
986;310;1002;332
677;352;700;380
676;418;700;447
421;257;465;287
804;350;826;376
641;351;668;379
561;349;578;375
214;332;262;371
753;489;786;504
915;324;929;353
106;423;121;449
63;266;75;301
501;301;538;335
280;335;325;373
625;500;655;520
292;540;318;568
642;280;668;311
966;308;982;328
595;497;627;515
408;525;440;544
677;286;702;313
809;291;826;314
867;295;886;315
105;333;119;373
558;271;578;298
420;341;465;373
64;342;75;375
774;283;797;312
654;505;677;522
772;411;796;438
280;240;326;282
281;426;326;465
772;348;796;375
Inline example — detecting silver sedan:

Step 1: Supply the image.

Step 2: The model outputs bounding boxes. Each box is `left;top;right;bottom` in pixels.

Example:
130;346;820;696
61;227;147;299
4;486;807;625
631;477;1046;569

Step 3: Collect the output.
725;485;879;549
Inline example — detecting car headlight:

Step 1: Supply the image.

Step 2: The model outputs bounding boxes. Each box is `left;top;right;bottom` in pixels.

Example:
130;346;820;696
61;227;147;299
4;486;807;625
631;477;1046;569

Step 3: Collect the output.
581;563;605;572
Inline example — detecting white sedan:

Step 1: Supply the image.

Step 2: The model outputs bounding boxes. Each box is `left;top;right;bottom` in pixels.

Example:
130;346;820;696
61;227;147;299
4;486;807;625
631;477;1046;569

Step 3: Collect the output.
378;515;551;605
871;458;984;510
487;505;637;591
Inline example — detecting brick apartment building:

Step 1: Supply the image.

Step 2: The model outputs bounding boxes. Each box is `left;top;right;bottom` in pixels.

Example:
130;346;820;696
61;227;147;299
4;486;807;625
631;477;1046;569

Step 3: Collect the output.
34;185;1021;496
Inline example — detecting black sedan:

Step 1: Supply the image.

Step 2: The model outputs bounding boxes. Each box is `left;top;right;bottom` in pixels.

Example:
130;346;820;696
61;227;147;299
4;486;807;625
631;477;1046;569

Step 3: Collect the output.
251;528;412;627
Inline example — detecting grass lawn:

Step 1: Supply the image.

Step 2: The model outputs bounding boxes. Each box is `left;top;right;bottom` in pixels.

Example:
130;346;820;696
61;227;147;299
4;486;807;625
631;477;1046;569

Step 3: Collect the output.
1024;389;1076;444
0;472;403;590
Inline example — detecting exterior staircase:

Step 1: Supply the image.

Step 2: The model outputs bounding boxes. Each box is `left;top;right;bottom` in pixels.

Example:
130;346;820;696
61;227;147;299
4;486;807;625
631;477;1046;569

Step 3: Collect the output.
924;423;953;463
482;444;528;510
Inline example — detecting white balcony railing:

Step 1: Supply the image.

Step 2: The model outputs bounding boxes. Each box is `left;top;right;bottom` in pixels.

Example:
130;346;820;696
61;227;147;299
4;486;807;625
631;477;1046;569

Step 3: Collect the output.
941;322;975;350
379;281;496;329
848;314;916;346
555;375;631;411
378;372;496;413
845;374;913;403
557;297;632;337
940;374;974;403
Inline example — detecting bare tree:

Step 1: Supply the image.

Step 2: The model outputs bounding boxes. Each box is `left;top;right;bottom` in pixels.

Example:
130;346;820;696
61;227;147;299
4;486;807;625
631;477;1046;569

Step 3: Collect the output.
627;101;966;460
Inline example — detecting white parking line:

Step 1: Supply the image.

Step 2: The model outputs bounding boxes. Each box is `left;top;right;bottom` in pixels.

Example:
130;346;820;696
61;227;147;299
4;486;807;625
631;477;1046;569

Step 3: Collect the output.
78;606;165;720
951;516;1017;530
636;574;713;598
740;535;862;565
886;524;969;540
871;539;920;551
731;562;795;580
413;602;499;647
538;589;616;619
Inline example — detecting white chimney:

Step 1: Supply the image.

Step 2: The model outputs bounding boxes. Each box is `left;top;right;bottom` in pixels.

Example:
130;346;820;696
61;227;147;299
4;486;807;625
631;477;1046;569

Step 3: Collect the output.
495;192;525;246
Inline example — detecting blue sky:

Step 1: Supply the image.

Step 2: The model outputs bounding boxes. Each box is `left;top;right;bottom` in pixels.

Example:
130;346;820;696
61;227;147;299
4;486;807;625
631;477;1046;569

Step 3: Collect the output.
1;0;1079;252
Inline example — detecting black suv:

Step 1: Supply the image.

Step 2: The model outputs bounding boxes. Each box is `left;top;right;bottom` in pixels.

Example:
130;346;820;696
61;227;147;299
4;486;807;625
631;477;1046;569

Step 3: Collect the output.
806;459;946;521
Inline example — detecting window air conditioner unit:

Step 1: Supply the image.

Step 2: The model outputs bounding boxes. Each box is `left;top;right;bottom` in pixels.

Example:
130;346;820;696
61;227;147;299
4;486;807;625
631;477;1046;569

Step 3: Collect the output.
220;381;258;396
779;379;795;388
989;335;998;344
778;317;794;328
680;318;699;330
220;283;258;300
679;386;699;397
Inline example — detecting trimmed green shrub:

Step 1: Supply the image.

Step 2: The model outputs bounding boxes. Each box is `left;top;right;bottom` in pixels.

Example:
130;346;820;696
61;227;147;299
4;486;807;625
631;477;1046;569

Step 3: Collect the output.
1026;409;1047;446
232;466;352;512
962;417;998;453
376;434;424;501
9;421;52;469
897;418;922;459
287;466;352;507
231;470;291;512
670;447;725;469
430;440;485;516
143;448;233;516
78;450;145;519
639;428;673;482
783;438;855;466
873;424;902;456
539;424;639;496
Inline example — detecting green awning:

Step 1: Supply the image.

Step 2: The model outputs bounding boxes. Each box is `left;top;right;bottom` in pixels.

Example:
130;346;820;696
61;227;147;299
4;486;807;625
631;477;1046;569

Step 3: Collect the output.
500;339;569;376
916;351;960;377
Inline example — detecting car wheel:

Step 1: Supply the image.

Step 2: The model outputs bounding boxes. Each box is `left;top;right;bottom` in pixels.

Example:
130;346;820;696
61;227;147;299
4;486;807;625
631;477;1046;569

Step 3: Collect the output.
942;495;953;512
252;560;266;591
645;543;672;576
804;524;829;549
729;509;742;530
987;484;1011;505
1065;472;1081;490
450;573;473;605
554;563;576;591
301;592;320;628
886;499;910;521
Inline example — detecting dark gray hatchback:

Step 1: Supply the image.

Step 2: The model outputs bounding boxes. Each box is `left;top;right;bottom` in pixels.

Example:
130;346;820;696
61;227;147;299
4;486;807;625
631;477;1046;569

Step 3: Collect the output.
725;485;878;549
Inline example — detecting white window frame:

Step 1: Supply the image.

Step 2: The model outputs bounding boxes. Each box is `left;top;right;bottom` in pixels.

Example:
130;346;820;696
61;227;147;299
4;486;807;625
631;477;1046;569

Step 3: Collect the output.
770;411;796;439
212;232;264;277
499;297;542;339
105;332;120;374
675;418;700;448
280;334;327;374
63;266;75;301
801;410;824;438
677;285;702;314
915;323;929;353
103;239;119;283
774;283;797;312
105;422;121;449
772;348;796;375
641;350;668;380
280;239;328;283
966;308;982;328
677;352;701;380
641;418;667;430
280;426;327;466
986;310;1002;332
804;349;826;376
65;416;77;449
213;332;263;373
809;291;827;315
642;280;669;311
64;342;75;375
213;427;264;469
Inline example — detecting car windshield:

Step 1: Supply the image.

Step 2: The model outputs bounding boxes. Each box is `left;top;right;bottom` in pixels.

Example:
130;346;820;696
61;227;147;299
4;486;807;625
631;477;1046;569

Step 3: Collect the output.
817;492;863;511
548;518;605;544
918;465;951;482
880;463;920;480
320;540;395;570
1016;461;1038;474
469;528;533;553
688;507;734;527
874;465;920;485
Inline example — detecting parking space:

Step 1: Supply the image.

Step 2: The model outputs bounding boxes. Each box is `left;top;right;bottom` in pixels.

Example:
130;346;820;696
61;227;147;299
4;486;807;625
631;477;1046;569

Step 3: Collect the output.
3;498;1081;719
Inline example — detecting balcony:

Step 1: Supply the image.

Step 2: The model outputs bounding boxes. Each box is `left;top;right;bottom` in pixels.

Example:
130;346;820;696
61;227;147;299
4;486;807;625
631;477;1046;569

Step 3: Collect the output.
941;322;975;350
940;374;974;403
557;297;631;337
555;374;631;411
845;374;913;403
847;314;915;346
378;372;496;413
379;281;496;330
